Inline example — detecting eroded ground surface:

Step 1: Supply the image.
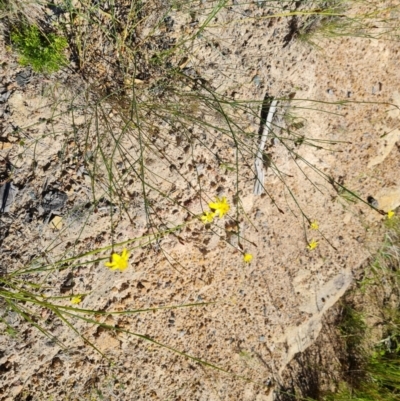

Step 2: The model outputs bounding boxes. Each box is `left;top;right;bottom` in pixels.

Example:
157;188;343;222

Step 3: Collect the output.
1;1;400;400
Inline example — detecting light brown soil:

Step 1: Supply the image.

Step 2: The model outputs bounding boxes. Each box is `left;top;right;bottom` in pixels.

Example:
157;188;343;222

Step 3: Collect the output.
1;1;400;400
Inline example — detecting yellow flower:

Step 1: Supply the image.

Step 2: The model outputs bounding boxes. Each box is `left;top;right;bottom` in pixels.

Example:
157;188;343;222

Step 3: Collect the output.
208;197;230;218
310;221;319;230
105;248;130;271
387;210;395;219
243;253;253;263
307;239;318;251
201;211;216;224
70;295;82;305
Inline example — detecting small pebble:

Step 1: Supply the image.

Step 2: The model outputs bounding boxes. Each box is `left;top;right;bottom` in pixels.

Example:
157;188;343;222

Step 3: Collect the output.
367;195;379;208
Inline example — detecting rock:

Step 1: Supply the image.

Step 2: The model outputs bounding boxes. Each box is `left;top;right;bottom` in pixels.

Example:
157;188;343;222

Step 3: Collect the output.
15;69;31;87
368;128;400;168
41;190;68;212
50;215;63;230
375;187;400;212
0;91;11;103
0;141;13;150
388;90;400;119
0;183;18;213
279;270;353;373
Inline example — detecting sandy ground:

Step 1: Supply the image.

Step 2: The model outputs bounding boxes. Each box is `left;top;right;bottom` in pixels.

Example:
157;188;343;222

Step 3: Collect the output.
1;1;400;400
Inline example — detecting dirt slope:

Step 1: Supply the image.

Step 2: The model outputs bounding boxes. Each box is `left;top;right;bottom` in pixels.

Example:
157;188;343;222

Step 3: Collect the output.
1;1;400;400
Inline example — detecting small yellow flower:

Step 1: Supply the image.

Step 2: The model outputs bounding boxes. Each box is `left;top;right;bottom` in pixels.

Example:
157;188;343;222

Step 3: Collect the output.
201;211;216;224
70;295;82;305
387;210;395;219
105;248;130;271
208;197;230;218
243;253;253;263
310;221;319;230
307;239;319;251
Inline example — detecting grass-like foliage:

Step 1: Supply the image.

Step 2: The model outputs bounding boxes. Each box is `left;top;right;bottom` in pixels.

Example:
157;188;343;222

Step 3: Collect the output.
325;216;400;401
275;215;400;401
297;0;400;46
11;24;68;72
